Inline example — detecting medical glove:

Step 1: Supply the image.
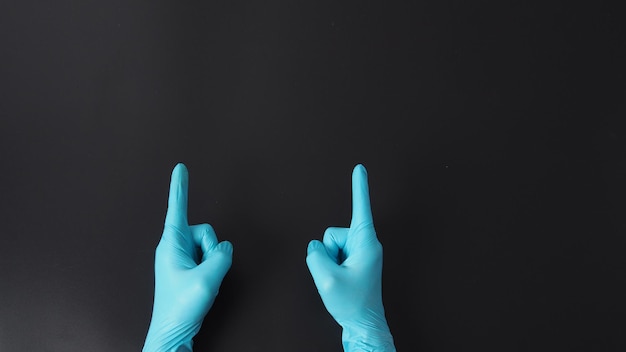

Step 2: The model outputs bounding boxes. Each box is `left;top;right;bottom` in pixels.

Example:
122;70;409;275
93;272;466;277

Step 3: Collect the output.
306;164;396;352
143;163;233;352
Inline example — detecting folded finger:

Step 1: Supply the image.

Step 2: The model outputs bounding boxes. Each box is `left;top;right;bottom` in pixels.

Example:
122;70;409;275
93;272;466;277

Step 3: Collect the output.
322;227;349;264
191;223;218;256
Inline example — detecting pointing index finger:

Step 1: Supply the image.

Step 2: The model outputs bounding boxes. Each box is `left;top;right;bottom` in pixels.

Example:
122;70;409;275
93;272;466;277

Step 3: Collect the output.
350;164;373;227
165;163;189;227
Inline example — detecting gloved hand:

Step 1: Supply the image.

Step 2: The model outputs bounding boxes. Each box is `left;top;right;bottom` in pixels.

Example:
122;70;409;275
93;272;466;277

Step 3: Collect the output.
306;164;396;352
143;163;233;352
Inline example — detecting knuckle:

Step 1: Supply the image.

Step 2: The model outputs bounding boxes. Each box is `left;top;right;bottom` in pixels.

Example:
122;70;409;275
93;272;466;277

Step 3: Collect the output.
191;280;218;300
323;227;339;241
319;273;341;293
198;223;213;232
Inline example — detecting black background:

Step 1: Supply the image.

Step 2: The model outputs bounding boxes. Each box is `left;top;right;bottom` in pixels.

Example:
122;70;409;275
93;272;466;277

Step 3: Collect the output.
1;1;626;351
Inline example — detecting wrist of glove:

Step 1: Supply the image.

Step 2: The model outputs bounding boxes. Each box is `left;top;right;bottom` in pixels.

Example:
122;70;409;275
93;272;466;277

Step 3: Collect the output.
143;324;195;352
341;320;396;352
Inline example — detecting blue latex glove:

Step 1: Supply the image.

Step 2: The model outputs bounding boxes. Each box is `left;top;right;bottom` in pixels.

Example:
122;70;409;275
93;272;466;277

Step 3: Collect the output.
306;164;396;352
143;163;233;352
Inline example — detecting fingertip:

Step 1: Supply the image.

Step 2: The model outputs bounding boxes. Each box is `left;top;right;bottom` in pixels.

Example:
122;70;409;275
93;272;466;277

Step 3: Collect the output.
218;240;234;254
352;163;368;186
351;163;373;225
197;240;233;280
205;241;233;267
173;163;189;187
217;241;234;270
165;163;189;226
172;162;188;177
353;163;367;175
306;240;338;280
353;164;368;186
307;240;324;256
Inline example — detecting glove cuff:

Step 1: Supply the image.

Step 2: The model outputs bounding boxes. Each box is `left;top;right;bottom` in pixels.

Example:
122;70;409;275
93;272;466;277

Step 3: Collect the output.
142;340;193;352
341;323;396;352
143;318;198;352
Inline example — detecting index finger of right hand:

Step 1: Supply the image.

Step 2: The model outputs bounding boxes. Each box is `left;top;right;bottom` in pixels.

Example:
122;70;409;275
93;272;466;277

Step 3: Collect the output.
164;163;189;228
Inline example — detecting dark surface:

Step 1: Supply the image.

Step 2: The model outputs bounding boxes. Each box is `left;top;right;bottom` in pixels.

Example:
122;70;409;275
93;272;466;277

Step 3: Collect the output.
1;1;626;351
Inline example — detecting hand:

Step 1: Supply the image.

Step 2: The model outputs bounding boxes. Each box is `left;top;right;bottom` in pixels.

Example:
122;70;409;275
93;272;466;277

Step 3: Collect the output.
306;164;396;352
143;163;233;352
